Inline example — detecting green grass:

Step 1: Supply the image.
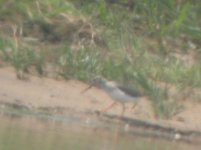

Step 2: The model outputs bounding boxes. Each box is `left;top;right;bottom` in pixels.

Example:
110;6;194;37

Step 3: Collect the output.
58;46;101;80
0;37;44;78
0;0;200;118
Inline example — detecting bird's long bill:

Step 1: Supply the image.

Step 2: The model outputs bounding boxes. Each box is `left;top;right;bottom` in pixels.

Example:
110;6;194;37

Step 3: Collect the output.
81;84;93;93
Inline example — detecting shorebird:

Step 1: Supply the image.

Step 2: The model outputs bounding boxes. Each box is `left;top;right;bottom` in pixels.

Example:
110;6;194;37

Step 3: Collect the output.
82;76;143;117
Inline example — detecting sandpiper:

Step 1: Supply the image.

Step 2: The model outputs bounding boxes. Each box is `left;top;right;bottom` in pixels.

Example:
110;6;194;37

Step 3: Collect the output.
82;76;143;116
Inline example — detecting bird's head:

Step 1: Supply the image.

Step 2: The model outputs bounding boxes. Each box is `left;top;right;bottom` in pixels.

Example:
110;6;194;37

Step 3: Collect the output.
92;76;107;88
81;76;107;93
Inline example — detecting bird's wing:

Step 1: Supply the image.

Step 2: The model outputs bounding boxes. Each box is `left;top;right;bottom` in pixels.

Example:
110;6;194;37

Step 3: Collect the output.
117;85;142;97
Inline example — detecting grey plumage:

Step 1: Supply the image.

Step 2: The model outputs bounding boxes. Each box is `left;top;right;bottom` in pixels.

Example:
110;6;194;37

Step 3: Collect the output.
82;76;143;116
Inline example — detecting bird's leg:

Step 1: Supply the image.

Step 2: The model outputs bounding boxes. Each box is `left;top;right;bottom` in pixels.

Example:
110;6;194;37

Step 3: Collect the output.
121;104;126;118
101;102;117;113
131;103;137;110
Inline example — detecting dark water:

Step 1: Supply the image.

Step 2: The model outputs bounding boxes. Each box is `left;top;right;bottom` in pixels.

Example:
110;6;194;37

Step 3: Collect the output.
0;113;199;150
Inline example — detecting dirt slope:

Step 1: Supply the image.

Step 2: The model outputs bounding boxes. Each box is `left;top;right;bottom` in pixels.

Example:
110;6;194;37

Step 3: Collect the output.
0;67;201;131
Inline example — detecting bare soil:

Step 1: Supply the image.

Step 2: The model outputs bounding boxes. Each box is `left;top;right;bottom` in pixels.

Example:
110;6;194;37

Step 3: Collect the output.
0;66;201;132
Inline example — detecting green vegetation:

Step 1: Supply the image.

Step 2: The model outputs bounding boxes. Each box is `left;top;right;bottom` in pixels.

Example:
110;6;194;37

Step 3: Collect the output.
0;0;200;118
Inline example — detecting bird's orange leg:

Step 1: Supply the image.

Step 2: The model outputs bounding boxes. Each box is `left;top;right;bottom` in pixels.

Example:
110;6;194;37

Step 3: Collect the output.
121;104;126;117
101;102;117;113
131;103;137;110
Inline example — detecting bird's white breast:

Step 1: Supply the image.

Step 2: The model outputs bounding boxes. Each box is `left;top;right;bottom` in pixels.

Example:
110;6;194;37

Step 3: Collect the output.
107;86;138;103
102;82;139;103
